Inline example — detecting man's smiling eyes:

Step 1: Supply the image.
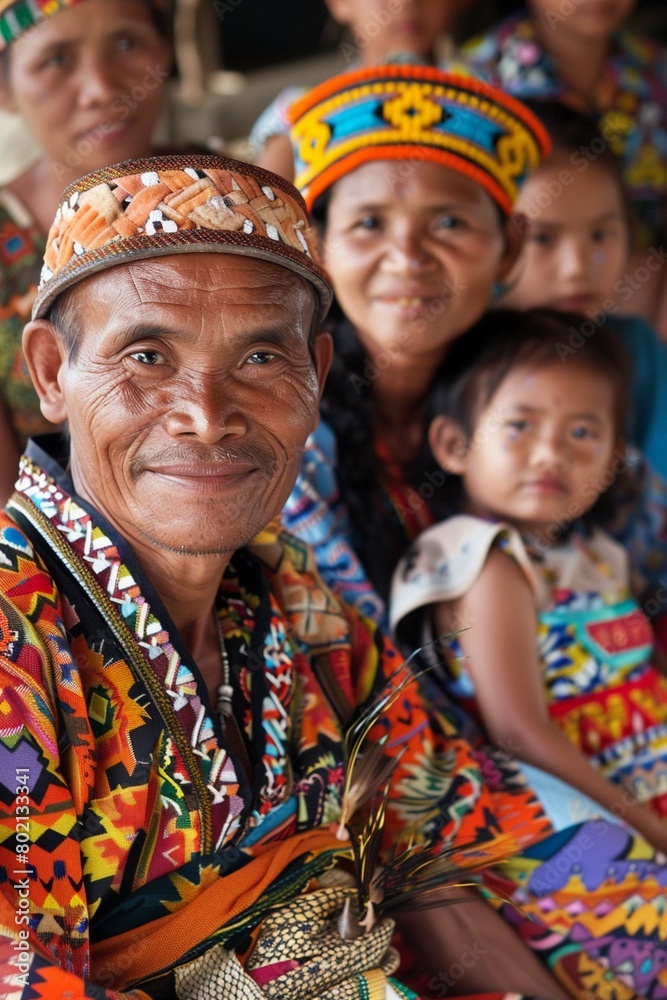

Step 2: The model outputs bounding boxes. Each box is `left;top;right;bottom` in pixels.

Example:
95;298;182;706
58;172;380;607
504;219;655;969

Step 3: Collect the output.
130;349;165;365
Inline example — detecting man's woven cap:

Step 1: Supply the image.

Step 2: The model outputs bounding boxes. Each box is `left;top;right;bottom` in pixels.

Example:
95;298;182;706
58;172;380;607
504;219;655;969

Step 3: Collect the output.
0;0;161;50
32;154;333;322
290;65;551;215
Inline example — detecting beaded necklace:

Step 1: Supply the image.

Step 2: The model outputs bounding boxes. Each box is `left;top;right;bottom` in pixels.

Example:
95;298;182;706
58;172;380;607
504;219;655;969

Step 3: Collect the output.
215;614;234;726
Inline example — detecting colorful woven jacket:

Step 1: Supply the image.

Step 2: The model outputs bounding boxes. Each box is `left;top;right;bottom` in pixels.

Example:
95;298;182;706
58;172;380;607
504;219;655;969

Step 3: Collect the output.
1;442;667;996
0;437;545;999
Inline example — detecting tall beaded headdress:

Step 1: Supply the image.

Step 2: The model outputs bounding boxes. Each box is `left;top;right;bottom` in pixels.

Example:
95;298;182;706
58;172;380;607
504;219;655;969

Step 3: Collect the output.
290;65;551;215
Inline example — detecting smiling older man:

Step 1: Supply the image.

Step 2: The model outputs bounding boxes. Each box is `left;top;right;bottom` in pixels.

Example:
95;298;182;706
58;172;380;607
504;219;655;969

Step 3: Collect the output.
0;154;452;999
0;155;569;1000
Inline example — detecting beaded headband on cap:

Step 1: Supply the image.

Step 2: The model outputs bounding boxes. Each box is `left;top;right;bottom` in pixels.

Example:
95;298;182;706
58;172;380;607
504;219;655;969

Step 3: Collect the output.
32;154;333;321
289;65;551;215
0;0;162;49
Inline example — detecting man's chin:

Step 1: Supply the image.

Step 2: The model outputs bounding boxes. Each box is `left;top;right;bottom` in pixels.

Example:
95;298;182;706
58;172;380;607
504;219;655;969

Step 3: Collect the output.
137;520;267;557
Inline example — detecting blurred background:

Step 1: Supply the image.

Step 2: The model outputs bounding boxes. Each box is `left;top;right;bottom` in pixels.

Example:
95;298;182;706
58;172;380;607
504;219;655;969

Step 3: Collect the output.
2;0;666;180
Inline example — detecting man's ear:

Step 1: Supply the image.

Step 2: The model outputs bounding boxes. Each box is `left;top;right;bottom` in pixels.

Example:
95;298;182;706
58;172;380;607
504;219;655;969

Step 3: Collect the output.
22;320;69;425
496;212;526;283
428;415;468;476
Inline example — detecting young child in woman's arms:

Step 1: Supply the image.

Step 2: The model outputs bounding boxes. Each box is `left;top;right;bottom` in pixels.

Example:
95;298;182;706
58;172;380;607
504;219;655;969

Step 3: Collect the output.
391;308;667;854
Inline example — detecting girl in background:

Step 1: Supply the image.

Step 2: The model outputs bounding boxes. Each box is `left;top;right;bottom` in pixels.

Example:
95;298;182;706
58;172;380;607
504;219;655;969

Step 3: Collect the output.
461;0;667;333
251;0;457;179
499;100;667;481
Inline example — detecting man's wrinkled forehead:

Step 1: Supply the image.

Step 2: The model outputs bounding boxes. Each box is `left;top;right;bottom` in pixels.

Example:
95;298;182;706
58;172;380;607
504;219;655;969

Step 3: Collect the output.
122;254;314;304
56;253;318;351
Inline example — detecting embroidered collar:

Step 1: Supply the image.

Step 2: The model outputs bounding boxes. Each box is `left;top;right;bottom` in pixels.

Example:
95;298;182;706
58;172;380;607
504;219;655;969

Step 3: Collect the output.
12;436;297;851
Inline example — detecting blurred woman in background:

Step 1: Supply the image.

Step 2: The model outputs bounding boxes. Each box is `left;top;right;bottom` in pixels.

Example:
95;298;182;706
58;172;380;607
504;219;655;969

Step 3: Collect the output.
0;0;172;500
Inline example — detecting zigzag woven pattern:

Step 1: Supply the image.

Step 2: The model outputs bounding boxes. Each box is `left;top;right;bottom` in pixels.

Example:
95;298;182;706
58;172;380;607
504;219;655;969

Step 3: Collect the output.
33;154;332;319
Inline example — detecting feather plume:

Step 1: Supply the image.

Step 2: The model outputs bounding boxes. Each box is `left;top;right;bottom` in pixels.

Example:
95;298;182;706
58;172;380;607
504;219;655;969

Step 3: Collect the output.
375;832;517;914
336;648;519;936
338;784;391;939
336;652;426;839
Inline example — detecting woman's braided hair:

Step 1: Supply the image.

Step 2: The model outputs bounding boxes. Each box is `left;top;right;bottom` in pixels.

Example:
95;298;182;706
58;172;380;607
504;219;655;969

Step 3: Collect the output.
312;194;460;601
319;307;452;603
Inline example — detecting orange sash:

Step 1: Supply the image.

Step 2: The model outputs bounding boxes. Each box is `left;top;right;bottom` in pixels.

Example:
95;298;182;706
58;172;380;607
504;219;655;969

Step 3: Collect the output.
90;827;348;990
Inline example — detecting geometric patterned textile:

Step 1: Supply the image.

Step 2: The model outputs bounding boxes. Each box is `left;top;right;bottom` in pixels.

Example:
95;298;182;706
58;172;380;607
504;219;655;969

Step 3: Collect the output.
32;154;333;322
0;436;518;997
2;444;667;995
286;431;667;995
393;512;667;997
392;513;667;817
283;422;449;632
289;65;551;214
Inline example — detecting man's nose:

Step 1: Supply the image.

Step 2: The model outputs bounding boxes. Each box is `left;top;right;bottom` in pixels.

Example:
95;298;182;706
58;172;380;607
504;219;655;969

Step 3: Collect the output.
164;374;248;443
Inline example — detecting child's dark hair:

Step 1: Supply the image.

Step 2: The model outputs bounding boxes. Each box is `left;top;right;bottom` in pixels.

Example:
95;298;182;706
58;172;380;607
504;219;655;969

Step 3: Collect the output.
517;98;629;227
427;307;632;530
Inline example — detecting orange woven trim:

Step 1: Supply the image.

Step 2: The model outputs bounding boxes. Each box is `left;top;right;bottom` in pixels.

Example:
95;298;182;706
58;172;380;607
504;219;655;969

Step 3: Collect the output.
303;145;513;216
55;153;312;217
288;64;551;158
34;231;333;320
